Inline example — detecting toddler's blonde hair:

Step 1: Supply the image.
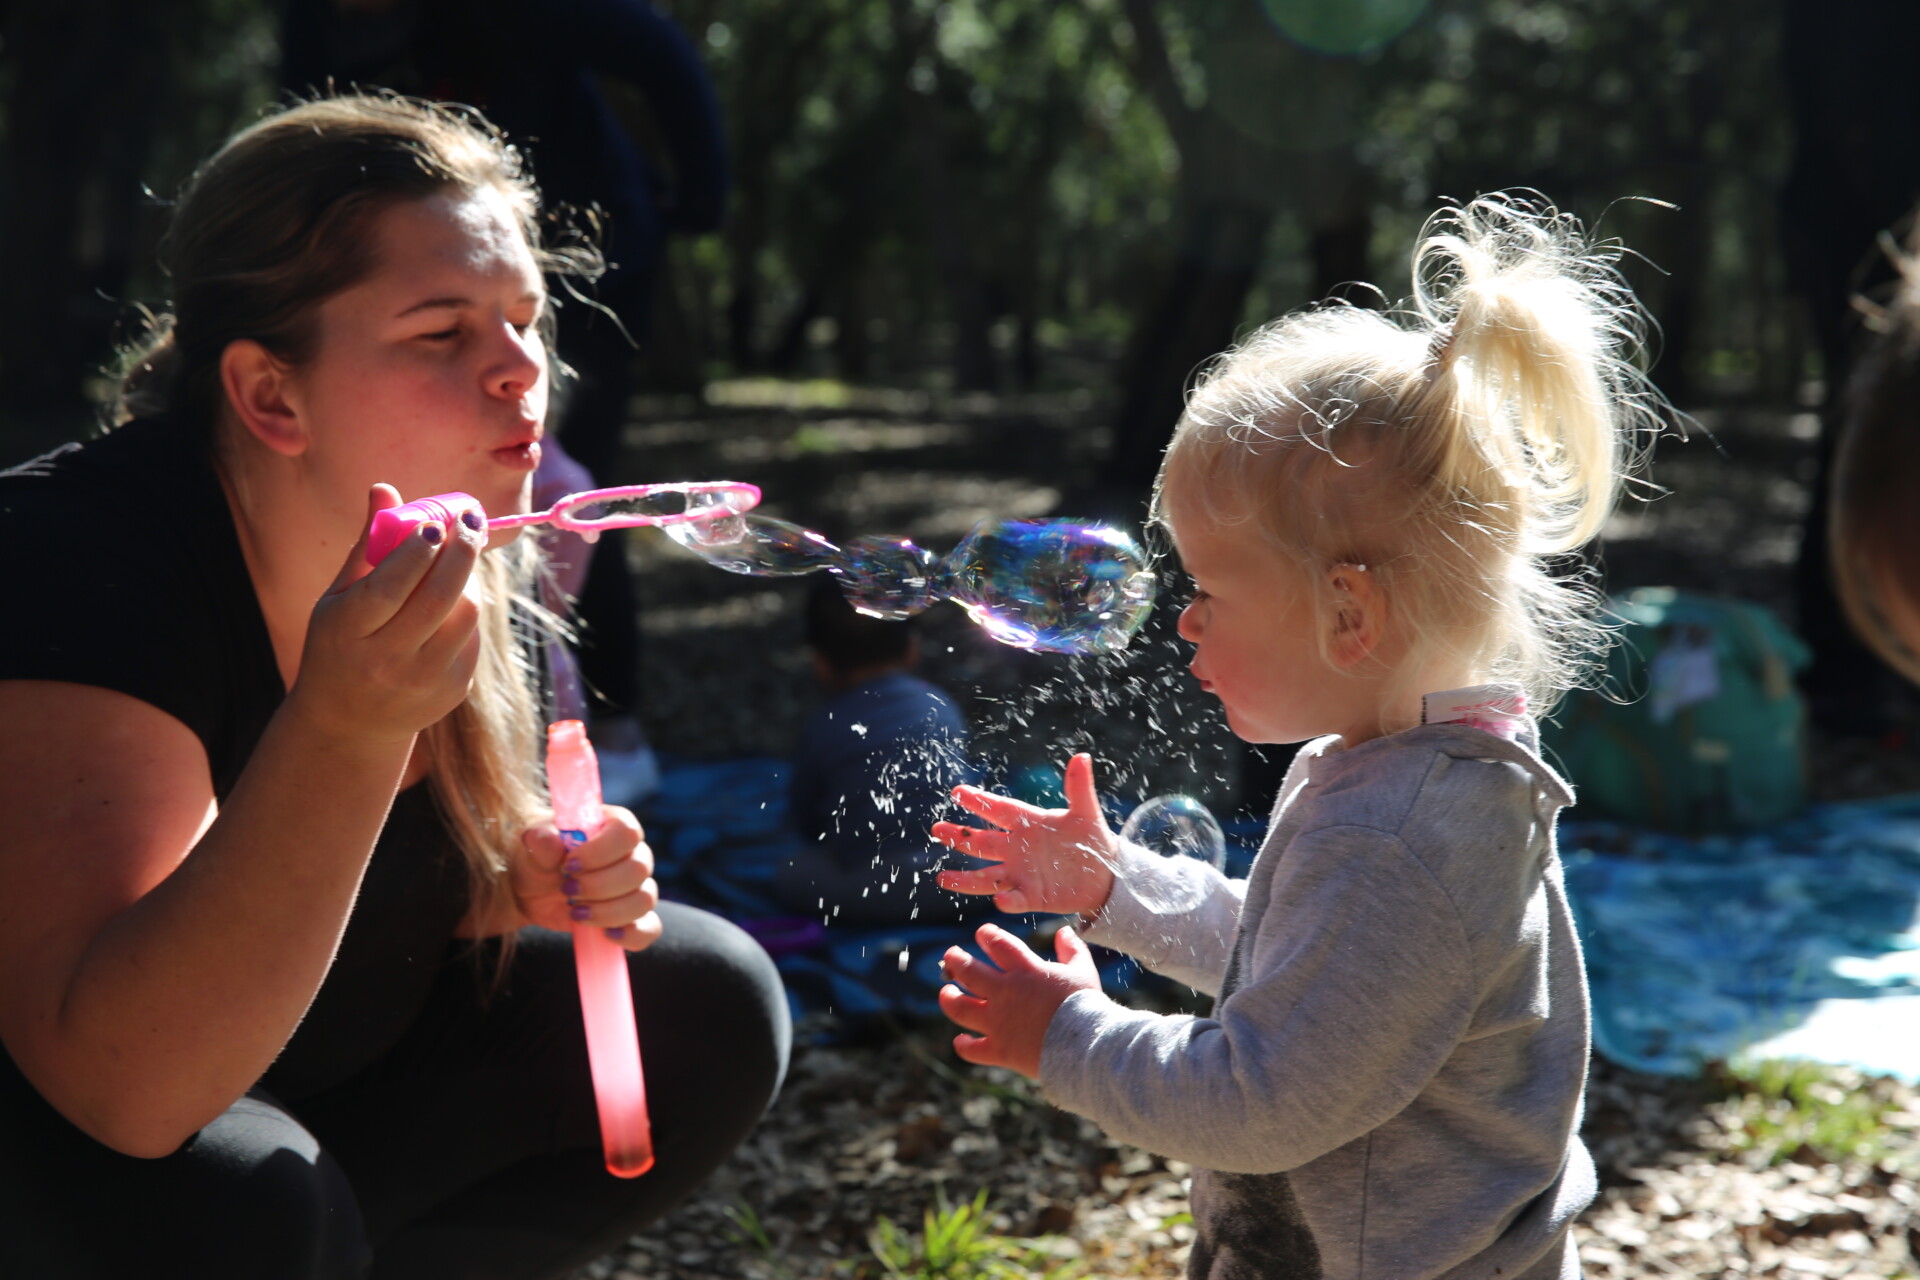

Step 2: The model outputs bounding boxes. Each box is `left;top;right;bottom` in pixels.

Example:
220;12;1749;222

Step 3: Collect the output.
1153;193;1664;717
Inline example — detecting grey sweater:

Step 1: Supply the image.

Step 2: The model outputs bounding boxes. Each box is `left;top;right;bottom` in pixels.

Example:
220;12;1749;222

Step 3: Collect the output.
1041;721;1594;1279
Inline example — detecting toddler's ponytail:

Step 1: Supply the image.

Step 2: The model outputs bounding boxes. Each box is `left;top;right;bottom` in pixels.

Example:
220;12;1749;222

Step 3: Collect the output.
1411;195;1653;557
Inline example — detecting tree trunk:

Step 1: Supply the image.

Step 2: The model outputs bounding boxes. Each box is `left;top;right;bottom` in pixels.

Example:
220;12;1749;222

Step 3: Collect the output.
1104;200;1275;497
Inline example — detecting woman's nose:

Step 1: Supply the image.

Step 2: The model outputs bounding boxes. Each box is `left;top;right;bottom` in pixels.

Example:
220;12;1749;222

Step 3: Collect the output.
488;323;545;399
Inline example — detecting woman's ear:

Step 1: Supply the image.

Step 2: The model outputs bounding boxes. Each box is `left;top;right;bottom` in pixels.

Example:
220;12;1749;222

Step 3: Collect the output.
219;339;308;457
1326;563;1382;669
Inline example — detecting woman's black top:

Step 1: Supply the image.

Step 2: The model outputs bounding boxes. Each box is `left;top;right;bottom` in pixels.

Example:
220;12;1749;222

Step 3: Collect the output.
0;417;470;1099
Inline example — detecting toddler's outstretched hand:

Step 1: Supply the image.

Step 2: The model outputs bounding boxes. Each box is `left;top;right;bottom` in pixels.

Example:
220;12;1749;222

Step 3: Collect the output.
932;752;1117;918
940;922;1100;1079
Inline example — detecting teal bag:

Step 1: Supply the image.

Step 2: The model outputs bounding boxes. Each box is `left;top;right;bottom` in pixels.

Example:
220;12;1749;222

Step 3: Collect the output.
1543;588;1810;833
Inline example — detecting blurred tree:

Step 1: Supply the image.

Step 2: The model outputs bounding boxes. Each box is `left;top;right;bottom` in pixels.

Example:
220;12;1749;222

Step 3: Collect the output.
1777;0;1920;731
1098;0;1394;499
0;0;272;443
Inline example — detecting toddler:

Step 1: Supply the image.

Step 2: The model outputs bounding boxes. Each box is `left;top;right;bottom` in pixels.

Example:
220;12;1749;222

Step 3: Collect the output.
932;194;1663;1278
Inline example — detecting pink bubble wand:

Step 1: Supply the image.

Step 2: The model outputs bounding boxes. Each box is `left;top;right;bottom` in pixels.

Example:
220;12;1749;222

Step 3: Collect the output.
363;479;763;565
548;719;653;1179
363;479;760;1178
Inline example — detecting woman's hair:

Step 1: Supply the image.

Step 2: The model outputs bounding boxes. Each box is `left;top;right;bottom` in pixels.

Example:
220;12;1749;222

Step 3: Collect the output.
1831;223;1920;686
1153;193;1664;718
118;94;602;961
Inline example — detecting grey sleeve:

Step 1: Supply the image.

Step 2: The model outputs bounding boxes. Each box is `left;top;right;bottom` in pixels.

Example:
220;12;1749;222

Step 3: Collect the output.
1039;824;1478;1174
1079;840;1245;995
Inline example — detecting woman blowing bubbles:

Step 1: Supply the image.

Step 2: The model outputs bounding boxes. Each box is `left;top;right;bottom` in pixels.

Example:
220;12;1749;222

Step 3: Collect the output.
0;95;788;1279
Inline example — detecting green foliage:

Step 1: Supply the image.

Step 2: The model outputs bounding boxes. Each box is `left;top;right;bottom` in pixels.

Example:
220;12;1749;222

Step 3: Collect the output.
0;0;1830;427
856;1188;1084;1280
724;1199;779;1255
1713;1057;1909;1169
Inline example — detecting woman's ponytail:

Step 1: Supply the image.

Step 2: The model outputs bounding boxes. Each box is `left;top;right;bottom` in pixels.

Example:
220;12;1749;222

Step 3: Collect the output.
109;311;183;428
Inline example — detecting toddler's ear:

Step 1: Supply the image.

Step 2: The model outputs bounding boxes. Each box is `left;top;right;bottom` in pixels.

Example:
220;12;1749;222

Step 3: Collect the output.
1326;562;1382;668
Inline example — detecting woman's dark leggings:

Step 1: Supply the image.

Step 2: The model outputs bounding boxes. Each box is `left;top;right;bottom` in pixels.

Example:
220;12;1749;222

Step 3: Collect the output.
0;903;791;1279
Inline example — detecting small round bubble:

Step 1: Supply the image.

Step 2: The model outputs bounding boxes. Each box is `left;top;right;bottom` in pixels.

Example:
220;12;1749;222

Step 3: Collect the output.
1120;795;1227;871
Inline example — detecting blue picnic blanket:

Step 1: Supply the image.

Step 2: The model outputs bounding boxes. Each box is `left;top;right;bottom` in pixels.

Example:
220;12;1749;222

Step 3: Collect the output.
642;758;1920;1080
1562;798;1920;1082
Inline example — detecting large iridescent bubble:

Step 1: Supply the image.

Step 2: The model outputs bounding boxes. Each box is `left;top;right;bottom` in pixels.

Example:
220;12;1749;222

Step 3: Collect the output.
664;512;1155;654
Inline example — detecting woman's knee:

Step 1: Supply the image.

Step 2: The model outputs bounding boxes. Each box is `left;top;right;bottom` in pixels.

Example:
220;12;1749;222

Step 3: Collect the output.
1;1087;370;1280
634;903;791;1106
169;1093;371;1278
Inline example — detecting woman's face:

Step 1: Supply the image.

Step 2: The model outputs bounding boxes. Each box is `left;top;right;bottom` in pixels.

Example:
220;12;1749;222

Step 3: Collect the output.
280;186;549;545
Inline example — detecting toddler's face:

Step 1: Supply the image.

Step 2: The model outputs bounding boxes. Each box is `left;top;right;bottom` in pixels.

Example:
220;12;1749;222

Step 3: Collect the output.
1165;494;1384;747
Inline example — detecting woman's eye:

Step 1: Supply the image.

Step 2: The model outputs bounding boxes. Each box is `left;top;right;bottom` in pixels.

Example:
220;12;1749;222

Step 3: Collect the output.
421;328;459;342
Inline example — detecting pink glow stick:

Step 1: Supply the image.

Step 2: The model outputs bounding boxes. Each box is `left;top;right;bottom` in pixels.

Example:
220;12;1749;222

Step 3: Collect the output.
548;719;654;1179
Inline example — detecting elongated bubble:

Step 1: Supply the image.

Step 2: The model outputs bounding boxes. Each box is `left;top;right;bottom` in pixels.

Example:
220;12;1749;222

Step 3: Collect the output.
665;512;1156;654
1121;795;1227;871
665;513;841;576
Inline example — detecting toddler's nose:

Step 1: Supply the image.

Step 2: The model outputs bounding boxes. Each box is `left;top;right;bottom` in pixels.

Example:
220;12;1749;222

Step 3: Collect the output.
1176;599;1204;641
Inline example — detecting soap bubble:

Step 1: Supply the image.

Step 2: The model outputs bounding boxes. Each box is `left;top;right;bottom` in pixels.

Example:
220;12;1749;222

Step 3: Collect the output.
943;519;1157;655
833;535;939;620
665;513;839;576
665;512;1157;654
1120;795;1227;872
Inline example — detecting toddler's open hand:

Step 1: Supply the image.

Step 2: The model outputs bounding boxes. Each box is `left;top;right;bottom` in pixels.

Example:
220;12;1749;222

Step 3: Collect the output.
939;922;1100;1079
932;752;1117;917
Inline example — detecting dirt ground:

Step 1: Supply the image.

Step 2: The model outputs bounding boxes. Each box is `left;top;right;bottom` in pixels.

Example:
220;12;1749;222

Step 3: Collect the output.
568;382;1918;1277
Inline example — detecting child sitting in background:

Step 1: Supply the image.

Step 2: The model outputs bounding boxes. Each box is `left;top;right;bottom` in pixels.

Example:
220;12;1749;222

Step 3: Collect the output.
932;194;1665;1278
779;576;983;925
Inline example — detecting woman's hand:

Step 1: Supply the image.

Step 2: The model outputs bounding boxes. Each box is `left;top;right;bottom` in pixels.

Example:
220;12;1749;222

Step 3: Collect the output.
514;805;663;952
283;484;485;747
939;922;1101;1079
932;752;1118;918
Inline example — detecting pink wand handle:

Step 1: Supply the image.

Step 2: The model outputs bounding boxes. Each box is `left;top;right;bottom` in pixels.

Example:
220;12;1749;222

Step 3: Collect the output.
547;720;654;1178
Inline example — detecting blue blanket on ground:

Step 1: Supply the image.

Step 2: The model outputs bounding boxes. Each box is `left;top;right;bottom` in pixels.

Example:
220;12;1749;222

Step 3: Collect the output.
1562;797;1920;1082
642;759;1920;1079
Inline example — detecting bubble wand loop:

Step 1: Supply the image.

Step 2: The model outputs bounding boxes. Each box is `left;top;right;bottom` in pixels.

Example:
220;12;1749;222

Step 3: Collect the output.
364;479;764;565
548;720;653;1179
